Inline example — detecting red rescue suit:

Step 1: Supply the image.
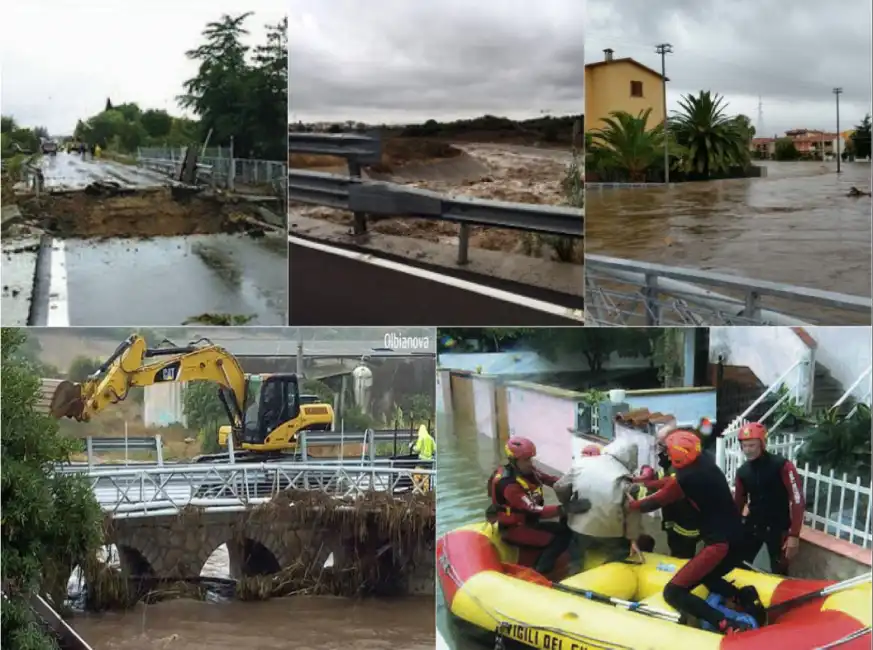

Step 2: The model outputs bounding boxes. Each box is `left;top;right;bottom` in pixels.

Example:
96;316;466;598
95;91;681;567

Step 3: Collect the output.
488;464;562;547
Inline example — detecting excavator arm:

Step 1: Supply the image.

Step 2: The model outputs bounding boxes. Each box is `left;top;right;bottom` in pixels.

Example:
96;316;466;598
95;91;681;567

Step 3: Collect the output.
49;334;247;429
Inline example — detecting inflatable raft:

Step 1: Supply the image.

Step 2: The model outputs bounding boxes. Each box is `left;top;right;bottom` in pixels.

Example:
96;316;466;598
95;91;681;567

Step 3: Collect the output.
438;522;872;650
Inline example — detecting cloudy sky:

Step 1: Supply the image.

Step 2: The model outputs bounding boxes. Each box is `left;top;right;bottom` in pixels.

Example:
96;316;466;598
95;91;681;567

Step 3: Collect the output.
588;0;872;136
289;0;585;124
1;0;285;136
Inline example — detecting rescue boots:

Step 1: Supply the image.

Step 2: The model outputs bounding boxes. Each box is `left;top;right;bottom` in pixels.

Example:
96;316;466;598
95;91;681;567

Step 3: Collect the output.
736;585;767;626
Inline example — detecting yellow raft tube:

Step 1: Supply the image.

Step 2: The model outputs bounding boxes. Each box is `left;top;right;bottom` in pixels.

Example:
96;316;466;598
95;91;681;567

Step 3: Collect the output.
438;522;871;650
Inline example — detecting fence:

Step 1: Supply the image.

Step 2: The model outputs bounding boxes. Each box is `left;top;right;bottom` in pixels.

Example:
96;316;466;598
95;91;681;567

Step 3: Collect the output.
288;132;583;265
585;254;872;327
136;146;286;193
80;462;435;517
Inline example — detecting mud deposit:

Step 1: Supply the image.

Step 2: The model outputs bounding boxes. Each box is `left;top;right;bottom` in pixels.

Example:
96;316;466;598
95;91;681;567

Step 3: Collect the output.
16;188;275;239
291;143;582;262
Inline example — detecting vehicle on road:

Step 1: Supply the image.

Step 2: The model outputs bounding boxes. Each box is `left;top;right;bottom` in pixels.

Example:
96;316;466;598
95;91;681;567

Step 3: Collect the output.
41;139;58;155
48;334;335;463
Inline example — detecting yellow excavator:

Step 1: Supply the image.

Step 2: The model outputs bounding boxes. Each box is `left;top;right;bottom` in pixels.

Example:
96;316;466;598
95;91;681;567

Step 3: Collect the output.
49;334;334;462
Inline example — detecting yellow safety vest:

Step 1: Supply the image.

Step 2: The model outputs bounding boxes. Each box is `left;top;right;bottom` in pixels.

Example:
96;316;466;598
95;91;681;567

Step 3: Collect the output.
413;424;435;460
638;469;700;538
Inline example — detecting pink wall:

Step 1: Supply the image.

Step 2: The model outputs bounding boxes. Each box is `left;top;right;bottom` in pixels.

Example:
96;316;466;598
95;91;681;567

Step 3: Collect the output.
471;377;496;438
506;386;576;474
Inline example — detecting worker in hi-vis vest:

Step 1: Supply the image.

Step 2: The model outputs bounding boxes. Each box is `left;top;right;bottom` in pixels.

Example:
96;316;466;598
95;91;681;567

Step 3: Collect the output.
411;424;436;461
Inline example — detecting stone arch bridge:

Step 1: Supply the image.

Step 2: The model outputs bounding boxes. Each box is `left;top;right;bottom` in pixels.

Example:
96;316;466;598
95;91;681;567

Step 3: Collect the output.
104;498;434;594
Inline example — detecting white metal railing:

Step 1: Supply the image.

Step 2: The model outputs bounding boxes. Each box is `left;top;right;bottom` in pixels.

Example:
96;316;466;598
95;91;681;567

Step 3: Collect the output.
836;365;872;418
716;358;808;469
797;463;872;548
77;462;434;518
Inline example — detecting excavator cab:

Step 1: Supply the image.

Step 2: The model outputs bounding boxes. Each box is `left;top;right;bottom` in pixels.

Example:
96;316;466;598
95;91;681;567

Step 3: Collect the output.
218;373;334;451
237;373;300;446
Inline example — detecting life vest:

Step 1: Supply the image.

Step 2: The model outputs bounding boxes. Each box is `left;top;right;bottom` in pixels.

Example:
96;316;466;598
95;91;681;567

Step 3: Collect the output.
637;468;701;538
486;464;545;527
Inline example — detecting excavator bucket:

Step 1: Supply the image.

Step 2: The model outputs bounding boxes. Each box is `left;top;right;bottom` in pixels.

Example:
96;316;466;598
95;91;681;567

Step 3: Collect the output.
49;380;85;420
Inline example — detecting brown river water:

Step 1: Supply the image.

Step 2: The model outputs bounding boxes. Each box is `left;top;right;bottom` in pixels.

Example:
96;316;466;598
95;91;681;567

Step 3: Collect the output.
71;596;435;649
586;161;872;297
68;544;434;649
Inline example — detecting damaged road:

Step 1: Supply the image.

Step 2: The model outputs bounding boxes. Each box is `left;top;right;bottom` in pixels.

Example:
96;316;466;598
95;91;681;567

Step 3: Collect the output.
37;150;169;191
2;177;287;326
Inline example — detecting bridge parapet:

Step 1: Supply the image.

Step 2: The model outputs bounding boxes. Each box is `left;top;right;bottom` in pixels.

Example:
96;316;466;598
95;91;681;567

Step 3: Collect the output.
97;489;434;597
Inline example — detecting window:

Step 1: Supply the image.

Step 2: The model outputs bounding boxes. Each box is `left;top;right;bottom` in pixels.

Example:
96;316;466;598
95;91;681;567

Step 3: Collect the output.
630;81;643;97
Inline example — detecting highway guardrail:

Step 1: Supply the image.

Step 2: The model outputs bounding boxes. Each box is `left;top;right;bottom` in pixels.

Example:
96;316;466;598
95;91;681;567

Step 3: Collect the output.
288;132;583;265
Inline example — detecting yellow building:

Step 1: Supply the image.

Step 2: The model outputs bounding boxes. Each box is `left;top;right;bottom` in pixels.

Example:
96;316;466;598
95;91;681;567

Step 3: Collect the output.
585;48;667;133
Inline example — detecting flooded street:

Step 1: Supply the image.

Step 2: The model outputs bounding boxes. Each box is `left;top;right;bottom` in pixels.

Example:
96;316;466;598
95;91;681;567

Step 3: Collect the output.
436;412;502;650
587;161;872;297
71;544;434;649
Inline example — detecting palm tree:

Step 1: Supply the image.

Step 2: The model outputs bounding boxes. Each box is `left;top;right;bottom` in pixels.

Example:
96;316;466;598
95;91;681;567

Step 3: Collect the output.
670;91;749;176
588;109;668;182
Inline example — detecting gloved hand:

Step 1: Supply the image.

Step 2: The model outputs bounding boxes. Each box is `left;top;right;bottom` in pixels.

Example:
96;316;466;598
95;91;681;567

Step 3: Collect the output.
564;497;592;514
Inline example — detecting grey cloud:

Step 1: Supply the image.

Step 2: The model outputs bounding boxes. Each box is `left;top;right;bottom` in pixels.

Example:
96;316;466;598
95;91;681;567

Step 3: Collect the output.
289;0;585;123
587;0;871;133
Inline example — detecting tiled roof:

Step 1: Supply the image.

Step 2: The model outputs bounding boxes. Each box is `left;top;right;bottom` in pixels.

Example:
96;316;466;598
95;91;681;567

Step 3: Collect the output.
614;408;676;431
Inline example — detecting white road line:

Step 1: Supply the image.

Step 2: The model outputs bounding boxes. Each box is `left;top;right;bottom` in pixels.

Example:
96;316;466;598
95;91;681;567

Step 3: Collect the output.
46;239;70;326
288;235;583;321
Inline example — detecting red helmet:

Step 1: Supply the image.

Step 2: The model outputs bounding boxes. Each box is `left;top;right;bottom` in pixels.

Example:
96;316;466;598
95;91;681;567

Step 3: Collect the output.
506;436;536;461
664;430;702;469
638;465;656;481
737;422;767;444
582;444;601;457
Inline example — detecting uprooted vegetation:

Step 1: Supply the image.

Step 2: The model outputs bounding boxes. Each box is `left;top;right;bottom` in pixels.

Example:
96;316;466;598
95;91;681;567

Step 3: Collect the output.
5;186;280;240
79;490;435;611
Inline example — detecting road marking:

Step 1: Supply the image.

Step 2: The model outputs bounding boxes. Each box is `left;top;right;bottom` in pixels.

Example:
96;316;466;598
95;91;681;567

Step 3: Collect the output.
289;235;583;320
46;239;70;326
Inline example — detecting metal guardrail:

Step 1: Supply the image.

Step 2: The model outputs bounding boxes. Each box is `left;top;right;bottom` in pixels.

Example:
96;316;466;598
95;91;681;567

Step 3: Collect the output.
83;463;435;517
585;254;872;326
288;132;583;265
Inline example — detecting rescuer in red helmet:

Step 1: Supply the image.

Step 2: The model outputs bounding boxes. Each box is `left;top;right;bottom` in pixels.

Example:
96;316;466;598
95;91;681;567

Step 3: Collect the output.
625;430;764;634
734;422;805;575
487;436;590;576
631;422;703;559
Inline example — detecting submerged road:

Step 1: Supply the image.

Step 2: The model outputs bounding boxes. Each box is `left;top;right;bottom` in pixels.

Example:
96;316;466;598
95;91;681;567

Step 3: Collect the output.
40;151;169;191
29;234;286;326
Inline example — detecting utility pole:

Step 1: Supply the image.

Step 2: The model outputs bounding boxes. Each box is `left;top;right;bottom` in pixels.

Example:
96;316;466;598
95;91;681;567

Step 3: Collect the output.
655;43;674;183
833;87;843;173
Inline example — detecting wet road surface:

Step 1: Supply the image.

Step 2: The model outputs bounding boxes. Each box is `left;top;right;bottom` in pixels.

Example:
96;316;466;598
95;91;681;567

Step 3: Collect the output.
40;152;169;191
436;413;503;650
70;597;435;650
32;234;286;326
587;161;872;297
1;236;40;325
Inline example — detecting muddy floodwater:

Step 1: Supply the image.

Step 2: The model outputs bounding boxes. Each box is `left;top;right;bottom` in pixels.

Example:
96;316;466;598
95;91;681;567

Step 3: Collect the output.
71;597;435;650
70;545;434;649
586;161;872;297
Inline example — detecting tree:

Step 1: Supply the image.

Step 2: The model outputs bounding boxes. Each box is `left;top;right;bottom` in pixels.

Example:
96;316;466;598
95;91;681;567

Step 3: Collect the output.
851;114;871;160
1;328;103;650
670;91;750;176
774;137;800;161
67;356;101;382
178;13;287;159
588;109;668;182
140;109;173;139
183;381;229;454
